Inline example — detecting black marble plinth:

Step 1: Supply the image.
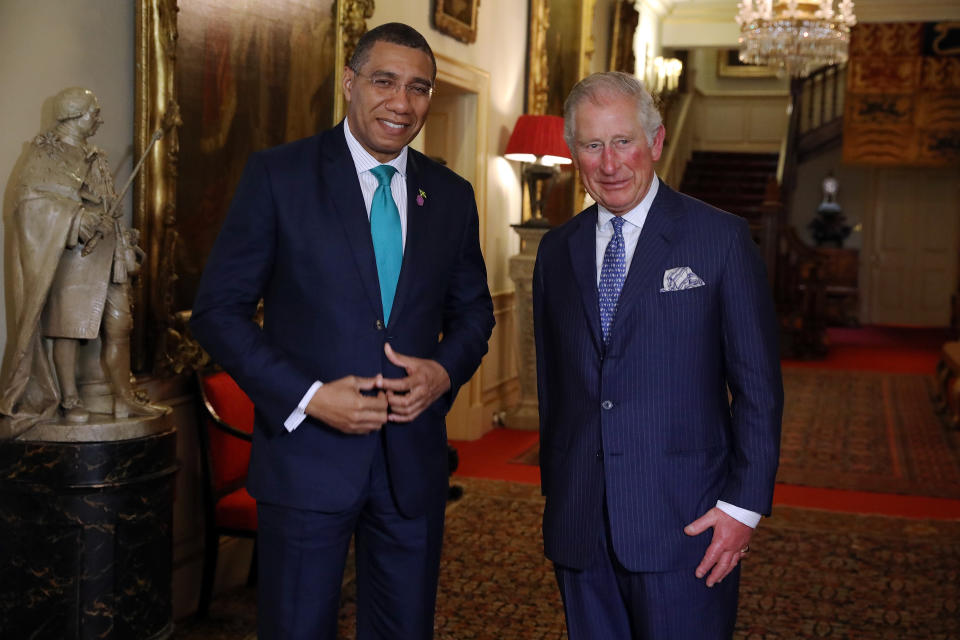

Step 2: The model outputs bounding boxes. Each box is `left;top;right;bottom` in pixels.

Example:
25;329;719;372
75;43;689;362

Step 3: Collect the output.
0;428;178;639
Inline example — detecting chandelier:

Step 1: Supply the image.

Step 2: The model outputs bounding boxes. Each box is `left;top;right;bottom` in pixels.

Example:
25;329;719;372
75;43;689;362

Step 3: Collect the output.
736;0;857;77
645;56;684;96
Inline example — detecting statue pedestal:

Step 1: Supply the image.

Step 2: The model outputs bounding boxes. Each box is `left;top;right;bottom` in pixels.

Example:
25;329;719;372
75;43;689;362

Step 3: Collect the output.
507;222;550;430
0;414;177;639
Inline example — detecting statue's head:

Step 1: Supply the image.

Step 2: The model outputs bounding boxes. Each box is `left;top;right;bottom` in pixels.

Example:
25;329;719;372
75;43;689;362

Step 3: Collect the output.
53;87;101;138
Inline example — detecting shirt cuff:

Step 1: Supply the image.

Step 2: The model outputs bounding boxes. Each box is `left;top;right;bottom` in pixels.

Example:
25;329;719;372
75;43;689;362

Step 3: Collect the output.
716;501;762;528
283;380;323;432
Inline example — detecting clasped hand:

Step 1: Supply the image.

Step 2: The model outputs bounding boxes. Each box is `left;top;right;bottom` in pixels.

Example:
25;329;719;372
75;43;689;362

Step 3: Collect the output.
304;343;451;434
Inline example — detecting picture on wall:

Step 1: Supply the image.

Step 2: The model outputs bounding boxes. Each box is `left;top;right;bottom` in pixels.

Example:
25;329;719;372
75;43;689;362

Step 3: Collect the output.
134;0;370;372
717;49;778;78
174;0;339;316
434;0;480;43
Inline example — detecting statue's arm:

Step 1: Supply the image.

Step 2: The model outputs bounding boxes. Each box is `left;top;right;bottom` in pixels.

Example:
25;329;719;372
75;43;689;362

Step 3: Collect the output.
63;204;102;249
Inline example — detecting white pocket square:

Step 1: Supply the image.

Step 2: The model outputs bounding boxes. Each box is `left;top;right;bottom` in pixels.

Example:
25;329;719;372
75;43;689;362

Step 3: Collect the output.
660;266;705;292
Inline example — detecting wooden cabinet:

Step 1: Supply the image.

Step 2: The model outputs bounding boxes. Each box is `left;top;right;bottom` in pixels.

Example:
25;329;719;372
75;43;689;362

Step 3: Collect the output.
818;247;859;326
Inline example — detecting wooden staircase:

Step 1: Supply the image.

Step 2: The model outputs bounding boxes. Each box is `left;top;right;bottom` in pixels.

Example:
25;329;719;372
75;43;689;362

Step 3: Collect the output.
662;65;850;359
679;151;779;219
781;64;847;209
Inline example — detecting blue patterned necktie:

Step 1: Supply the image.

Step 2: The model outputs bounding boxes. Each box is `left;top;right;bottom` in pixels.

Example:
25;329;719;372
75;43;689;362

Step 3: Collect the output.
599;216;627;344
369;164;402;323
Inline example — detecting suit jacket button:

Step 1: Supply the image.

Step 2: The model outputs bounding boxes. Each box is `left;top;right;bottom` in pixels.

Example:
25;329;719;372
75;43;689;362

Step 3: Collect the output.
375;319;384;330
596;449;603;459
601;400;614;410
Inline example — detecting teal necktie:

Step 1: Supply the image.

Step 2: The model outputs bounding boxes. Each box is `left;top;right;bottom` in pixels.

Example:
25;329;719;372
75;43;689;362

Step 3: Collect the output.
369;164;402;323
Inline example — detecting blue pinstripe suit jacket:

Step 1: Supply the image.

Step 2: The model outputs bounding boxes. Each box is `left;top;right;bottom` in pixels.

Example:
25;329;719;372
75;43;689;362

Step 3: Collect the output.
533;182;783;572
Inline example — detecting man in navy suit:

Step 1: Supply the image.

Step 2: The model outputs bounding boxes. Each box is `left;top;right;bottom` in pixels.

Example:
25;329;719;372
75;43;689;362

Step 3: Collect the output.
191;23;494;640
533;72;783;638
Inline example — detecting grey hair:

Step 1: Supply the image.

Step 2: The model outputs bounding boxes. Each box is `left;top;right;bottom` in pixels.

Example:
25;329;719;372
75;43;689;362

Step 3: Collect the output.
562;72;662;151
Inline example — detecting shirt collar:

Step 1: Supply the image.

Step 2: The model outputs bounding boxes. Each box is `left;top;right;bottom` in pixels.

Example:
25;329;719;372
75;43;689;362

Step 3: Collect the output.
596;175;660;231
343;117;408;178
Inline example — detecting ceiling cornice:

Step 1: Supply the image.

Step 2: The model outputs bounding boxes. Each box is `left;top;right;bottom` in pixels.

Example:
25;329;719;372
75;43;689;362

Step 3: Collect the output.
664;0;738;23
663;0;960;25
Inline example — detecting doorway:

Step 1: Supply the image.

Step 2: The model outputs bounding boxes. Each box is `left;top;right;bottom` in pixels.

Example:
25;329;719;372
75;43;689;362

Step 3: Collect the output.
413;54;491;440
864;167;959;326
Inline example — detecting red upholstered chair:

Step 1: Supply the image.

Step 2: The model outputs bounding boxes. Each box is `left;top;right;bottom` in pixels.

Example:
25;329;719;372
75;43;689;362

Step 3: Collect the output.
195;370;257;617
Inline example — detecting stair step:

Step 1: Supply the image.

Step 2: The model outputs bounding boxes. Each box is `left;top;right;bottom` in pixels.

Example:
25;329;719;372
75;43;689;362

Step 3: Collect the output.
683;199;767;210
684;200;768;209
685;165;777;177
680;183;768;194
685;201;765;217
682;169;774;178
684;164;776;174
680;179;769;192
680;151;778;218
690;151;779;162
684;160;775;169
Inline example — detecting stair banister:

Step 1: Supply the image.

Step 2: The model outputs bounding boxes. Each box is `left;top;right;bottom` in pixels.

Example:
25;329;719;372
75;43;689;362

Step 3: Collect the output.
656;91;695;189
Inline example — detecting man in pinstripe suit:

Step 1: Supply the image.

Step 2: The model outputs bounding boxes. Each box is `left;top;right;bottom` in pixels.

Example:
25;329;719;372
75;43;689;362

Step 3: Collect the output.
533;72;783;639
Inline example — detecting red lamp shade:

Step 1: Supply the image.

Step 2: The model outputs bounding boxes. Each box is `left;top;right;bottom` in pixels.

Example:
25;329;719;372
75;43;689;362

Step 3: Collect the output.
503;114;572;166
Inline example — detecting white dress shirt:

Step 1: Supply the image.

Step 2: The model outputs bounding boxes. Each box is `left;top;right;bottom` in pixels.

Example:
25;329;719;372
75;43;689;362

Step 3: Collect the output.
283;118;409;432
593;175;761;529
594;176;659;285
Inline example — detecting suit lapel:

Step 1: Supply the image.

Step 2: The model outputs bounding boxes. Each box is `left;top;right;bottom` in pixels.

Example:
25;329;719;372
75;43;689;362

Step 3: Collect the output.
612;184;684;331
567;206;602;352
321;124;384;319
385;150;425;328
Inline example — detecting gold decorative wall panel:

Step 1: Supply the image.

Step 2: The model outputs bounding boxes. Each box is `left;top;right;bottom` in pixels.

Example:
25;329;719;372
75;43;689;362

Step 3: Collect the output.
843;22;960;167
526;0;599;223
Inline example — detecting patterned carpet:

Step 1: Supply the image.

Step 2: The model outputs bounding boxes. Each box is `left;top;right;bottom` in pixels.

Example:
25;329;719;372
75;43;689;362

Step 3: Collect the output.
511;369;960;499
776;369;960;498
173;477;960;639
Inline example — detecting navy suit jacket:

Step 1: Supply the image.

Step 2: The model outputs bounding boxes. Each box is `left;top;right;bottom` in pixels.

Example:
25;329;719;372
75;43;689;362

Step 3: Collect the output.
191;123;494;518
533;182;783;572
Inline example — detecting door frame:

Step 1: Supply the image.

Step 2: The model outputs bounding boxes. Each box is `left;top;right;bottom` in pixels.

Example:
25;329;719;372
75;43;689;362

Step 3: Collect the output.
428;54;492;440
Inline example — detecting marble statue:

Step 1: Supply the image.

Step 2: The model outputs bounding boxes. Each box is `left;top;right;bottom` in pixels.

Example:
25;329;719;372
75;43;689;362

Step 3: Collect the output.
0;87;166;439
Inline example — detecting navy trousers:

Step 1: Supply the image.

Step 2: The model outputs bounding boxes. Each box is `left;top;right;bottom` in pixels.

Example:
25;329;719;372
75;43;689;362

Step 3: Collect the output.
256;436;446;639
554;519;740;640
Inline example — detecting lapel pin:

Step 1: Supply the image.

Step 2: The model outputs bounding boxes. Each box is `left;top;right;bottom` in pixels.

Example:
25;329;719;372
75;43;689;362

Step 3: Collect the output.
416;189;426;206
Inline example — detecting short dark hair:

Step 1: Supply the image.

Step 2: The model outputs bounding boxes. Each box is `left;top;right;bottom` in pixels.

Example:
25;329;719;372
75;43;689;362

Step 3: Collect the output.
348;22;437;80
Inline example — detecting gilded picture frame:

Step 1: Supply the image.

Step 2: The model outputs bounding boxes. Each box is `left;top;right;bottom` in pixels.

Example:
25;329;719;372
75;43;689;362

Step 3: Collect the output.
526;0;598;224
434;0;480;44
133;0;373;374
717;48;779;78
608;0;638;74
